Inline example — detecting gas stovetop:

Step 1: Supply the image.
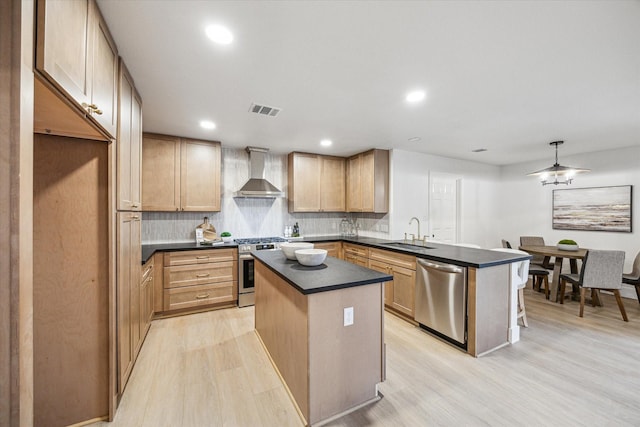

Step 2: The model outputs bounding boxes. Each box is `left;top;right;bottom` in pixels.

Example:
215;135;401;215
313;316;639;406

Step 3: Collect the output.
235;236;288;253
234;237;287;245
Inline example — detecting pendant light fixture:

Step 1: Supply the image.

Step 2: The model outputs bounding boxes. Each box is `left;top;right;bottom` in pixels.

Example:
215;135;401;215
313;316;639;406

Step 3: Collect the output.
527;141;589;186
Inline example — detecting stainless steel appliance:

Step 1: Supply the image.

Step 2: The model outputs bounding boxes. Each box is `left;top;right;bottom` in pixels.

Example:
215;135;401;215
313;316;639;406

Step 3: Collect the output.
415;259;467;348
236;237;287;307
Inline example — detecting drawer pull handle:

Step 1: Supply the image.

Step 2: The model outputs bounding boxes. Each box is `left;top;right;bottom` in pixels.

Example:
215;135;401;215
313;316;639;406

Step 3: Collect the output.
196;256;209;260
196;273;210;278
195;294;210;299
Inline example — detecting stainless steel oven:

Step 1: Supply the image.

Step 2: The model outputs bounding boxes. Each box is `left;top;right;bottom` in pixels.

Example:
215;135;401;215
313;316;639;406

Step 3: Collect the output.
236;237;286;307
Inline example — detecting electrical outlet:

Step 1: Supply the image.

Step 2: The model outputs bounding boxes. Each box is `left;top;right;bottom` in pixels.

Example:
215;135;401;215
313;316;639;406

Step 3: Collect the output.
344;307;354;326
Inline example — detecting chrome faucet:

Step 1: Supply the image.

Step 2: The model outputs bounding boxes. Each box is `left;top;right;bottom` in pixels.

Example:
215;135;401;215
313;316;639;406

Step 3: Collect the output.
409;217;420;243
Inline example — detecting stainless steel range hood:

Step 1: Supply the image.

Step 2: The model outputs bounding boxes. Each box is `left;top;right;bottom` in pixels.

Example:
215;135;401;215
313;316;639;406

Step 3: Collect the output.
234;147;284;198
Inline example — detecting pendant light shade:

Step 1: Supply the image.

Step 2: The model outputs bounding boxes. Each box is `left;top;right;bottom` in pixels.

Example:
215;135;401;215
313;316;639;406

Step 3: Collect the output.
527;141;589;186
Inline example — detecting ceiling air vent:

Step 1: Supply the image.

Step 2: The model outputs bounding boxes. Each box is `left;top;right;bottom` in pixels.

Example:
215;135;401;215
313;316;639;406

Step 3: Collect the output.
249;103;282;117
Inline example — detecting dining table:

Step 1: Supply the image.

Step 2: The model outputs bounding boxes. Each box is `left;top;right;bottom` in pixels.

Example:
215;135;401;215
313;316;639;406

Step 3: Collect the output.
518;245;588;302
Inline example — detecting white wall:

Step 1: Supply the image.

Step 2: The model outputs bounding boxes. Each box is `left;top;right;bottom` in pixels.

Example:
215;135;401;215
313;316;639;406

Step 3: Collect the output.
499;145;640;297
390;150;502;247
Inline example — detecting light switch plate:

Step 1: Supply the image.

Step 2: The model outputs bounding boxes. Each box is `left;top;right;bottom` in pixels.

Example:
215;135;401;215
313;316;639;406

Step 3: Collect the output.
344;307;354;326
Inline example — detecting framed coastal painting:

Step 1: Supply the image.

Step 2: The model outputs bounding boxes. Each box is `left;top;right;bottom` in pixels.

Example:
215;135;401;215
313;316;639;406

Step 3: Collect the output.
552;185;632;232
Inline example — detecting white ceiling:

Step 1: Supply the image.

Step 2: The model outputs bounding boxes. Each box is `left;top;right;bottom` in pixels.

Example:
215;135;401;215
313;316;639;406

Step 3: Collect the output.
96;0;640;165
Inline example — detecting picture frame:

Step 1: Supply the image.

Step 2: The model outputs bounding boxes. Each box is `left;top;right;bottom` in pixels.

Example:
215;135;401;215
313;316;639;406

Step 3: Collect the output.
552;185;632;232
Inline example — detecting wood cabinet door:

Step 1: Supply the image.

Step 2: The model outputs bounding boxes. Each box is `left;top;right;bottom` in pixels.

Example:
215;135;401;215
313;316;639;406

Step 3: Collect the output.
360;150;375;211
314;242;342;259
289;153;321;212
88;0;118;137
116;62;133;210
180;139;221;211
142;133;181;211
368;259;393;306
391;265;416;317
130;216;142;355
130;89;142;210
117;213;134;393
320;156;345;211
346;155;362;212
36;0;91;107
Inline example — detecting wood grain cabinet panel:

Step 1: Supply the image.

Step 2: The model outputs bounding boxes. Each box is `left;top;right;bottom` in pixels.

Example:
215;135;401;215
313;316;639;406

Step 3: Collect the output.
142;133;221;212
343;243;369;267
313;241;342;259
180;138;221;211
116;59;142;211
36;0;118;139
117;211;142;395
346;149;389;213
162;249;238;313
288;152;345;212
369;248;416;318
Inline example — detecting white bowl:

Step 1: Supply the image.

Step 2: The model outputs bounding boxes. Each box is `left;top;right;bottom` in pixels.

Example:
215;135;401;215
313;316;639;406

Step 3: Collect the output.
557;243;579;251
295;249;328;266
222;236;233;243
280;242;314;260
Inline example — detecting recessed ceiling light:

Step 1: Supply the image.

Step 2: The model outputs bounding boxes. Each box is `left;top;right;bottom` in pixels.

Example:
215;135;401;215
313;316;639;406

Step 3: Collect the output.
408;137;422;142
205;24;233;45
405;90;426;103
200;120;216;130
320;139;332;147
472;148;488;153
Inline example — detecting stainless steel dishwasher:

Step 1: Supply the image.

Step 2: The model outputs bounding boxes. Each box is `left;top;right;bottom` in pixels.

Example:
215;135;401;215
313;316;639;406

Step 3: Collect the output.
415;259;467;348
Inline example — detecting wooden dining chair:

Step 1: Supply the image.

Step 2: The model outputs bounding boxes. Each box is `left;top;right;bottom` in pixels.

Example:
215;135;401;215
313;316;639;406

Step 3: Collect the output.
622;250;640;303
559;250;627;321
506;238;549;298
519;236;554;269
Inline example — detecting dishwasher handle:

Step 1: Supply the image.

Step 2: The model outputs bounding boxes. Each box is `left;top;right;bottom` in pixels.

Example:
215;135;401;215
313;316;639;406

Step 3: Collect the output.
417;259;464;274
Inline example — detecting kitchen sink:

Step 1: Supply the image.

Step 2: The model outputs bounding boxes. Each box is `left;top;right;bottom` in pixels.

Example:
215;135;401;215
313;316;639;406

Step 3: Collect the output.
385;242;435;251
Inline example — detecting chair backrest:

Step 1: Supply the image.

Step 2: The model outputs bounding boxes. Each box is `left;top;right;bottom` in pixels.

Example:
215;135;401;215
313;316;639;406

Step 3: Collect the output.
628;250;640;279
520;236;546;265
491;248;530;287
501;239;512;249
581;250;625;290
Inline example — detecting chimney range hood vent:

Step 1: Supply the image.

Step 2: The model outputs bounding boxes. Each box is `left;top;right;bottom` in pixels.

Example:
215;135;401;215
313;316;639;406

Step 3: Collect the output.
234;147;284;198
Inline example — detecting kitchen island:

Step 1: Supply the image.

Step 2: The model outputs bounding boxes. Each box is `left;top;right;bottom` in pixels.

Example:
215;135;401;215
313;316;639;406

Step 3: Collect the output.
253;250;392;427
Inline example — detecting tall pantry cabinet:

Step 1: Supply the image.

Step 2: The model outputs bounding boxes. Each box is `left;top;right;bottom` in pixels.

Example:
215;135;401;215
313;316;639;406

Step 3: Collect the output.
33;0;118;425
116;59;148;396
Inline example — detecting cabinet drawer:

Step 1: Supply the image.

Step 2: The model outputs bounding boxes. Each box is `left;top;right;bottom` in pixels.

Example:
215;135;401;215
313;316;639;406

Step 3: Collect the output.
164;248;236;266
164;282;235;311
314;241;342;258
369;248;416;270
344;253;368;267
343;243;369;258
164;261;237;289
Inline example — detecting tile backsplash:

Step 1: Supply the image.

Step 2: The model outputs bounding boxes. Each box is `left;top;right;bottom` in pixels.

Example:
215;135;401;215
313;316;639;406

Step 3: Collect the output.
142;147;390;243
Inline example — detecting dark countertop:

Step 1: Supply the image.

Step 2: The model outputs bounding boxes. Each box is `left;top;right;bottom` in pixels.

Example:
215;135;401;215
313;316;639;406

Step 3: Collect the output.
298;236;530;269
142;236;530;268
252;249;393;295
141;241;237;264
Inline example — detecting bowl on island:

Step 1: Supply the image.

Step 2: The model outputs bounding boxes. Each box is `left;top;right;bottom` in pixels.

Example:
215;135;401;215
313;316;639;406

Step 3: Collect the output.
295;248;328;266
281;242;314;260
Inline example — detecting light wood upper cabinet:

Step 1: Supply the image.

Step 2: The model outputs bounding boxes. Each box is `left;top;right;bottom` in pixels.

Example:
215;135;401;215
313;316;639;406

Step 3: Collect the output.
117;60;142;211
180;139;222;211
142;133;221;212
288;152;345;212
36;0;118;139
346;149;389;213
321;156;346;211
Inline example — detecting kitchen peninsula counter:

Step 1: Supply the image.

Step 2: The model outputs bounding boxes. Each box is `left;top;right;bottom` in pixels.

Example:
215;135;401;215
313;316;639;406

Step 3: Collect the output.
253;250;389;426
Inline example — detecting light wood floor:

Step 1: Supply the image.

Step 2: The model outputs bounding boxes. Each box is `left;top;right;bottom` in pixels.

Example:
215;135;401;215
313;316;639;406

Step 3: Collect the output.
95;289;640;427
